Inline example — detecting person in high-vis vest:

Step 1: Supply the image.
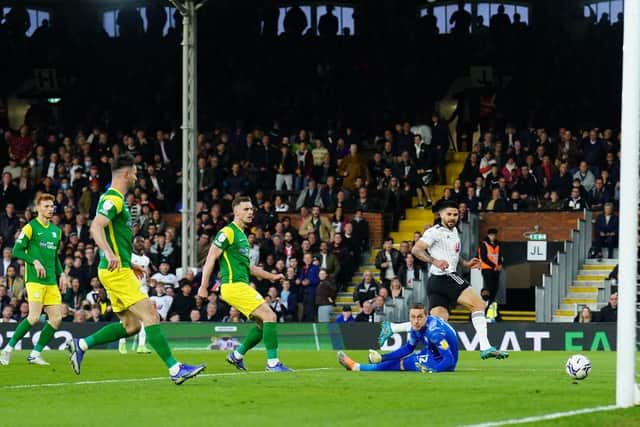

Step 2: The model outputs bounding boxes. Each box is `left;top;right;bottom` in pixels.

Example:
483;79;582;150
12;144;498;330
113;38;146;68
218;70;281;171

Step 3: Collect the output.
478;228;503;321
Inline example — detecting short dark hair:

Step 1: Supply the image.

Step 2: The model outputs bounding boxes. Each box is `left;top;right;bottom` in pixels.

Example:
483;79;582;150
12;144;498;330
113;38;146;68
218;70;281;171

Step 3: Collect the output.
409;303;427;314
438;200;459;211
232;196;252;209
111;153;135;173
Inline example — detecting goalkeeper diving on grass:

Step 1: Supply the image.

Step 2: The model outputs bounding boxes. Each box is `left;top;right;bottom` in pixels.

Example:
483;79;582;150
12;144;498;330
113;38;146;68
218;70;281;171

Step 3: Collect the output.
338;303;458;373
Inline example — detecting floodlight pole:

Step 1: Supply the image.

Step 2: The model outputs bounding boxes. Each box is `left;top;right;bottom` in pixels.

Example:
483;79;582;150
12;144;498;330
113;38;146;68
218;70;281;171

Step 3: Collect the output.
617;0;640;408
170;0;207;272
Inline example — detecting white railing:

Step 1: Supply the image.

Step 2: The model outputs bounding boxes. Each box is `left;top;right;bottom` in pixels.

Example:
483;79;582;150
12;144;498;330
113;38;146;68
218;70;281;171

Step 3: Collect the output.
536;210;592;322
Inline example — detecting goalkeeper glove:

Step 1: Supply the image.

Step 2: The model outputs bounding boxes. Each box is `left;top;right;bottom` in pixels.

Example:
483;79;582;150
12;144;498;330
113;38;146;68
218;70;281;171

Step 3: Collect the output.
378;321;393;347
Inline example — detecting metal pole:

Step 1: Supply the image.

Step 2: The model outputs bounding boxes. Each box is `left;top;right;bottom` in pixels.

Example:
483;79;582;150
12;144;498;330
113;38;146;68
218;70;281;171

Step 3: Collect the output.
170;0;200;272
617;0;640;408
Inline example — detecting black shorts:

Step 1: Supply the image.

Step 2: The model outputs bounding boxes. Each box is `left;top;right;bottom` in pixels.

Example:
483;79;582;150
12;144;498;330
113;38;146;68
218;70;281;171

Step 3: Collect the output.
427;273;470;312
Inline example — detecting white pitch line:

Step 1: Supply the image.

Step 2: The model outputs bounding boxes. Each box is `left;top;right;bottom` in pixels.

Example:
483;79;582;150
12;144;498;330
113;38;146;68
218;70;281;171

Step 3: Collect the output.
461;405;619;427
0;367;332;390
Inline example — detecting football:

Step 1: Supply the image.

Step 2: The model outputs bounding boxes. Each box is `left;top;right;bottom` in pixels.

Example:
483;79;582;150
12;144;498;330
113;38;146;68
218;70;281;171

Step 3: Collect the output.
565;354;592;380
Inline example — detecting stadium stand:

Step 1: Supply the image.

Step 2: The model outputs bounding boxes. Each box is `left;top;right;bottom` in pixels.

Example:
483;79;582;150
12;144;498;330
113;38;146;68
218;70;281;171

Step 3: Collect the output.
0;0;624;326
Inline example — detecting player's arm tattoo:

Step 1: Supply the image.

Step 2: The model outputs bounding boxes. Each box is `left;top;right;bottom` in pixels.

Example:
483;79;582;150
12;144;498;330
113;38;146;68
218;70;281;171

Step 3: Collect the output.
411;240;434;264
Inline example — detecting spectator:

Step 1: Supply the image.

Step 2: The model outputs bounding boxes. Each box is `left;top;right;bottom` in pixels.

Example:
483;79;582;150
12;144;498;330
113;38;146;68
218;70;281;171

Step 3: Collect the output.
9;125;33;165
316;268;336;322
150;282;173;320
222;162;250;199
73;309;87;323
63;278;85;312
190;309;201;322
588;178;610;211
294;141;314;192
0;285;10;308
574;305;593;323
0;305;16;323
0;204;19;247
299;252;320;322
542;190;564;210
222;306;245;323
171;280;196;321
299;205;334;242
484;188;506;212
0;173;19;210
547;162;572;199
203;302;222;321
275;144;297;192
314;241;341;281
355;300;375;322
296;178;323;210
352;270;380;308
336;305;355;323
338;143;371;191
0;246;18;278
266;286;286;322
151;261;179;288
593;203;618;259
598;292;617;322
563;187;588;211
573;161;596;193
375;238;403;289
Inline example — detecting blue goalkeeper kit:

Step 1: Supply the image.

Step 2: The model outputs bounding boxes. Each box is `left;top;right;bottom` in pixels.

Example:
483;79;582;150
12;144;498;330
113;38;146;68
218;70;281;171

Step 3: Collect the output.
361;316;459;372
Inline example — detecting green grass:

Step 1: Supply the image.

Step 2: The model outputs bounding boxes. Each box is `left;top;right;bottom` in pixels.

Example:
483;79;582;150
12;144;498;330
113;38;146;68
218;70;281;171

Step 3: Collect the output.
0;350;638;426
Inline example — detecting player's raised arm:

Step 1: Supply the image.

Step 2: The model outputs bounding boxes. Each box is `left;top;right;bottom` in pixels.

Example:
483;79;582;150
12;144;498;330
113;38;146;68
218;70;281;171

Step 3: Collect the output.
90;214;119;271
249;264;283;282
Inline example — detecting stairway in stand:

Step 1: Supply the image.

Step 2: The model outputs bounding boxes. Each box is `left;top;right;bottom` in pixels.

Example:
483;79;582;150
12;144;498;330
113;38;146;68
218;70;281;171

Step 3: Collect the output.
331;152;469;320
552;258;617;322
390;152;469;243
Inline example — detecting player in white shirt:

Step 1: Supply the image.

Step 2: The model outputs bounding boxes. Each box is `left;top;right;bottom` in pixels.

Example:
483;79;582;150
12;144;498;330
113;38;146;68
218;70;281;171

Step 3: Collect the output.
119;236;152;354
396;200;508;360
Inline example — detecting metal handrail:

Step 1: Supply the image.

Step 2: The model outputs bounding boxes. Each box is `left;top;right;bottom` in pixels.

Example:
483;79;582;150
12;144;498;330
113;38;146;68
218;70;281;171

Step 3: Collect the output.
536;210;592;322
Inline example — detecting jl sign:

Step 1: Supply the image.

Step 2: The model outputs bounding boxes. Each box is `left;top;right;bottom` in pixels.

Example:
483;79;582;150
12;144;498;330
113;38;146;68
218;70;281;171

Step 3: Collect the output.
527;240;547;261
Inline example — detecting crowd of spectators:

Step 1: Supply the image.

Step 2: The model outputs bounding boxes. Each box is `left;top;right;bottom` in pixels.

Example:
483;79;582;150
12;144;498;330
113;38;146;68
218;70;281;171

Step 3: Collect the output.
0;0;626;323
0;113;625;324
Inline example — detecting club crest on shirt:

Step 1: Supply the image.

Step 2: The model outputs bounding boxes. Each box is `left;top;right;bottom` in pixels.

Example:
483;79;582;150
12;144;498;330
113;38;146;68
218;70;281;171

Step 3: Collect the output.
454;242;461;253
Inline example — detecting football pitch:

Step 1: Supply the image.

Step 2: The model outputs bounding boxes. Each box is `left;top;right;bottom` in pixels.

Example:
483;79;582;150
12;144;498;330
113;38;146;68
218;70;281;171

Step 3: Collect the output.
0;350;638;427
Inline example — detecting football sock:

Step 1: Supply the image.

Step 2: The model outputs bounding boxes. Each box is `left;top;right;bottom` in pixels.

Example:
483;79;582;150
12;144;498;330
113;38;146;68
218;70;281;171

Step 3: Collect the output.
360;359;401;372
138;323;146;347
390;322;411;334
84;323;129;349
471;311;492;351
262;322;279;361
237;325;263;357
7;318;35;348
145;324;178;369
34;322;56;352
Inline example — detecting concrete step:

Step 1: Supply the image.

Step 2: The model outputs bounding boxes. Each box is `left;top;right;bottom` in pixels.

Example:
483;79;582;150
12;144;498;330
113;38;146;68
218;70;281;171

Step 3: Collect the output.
406;208;436;221
552;315;575;323
576;275;608;281
583;258;618;266
572;280;607;287
390;231;416;242
582;264;615;271
562;298;597;305
335;296;352;303
399;219;433;233
555;309;576;317
569;286;598;293
578;270;612;276
566;292;598;299
447;152;469;162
